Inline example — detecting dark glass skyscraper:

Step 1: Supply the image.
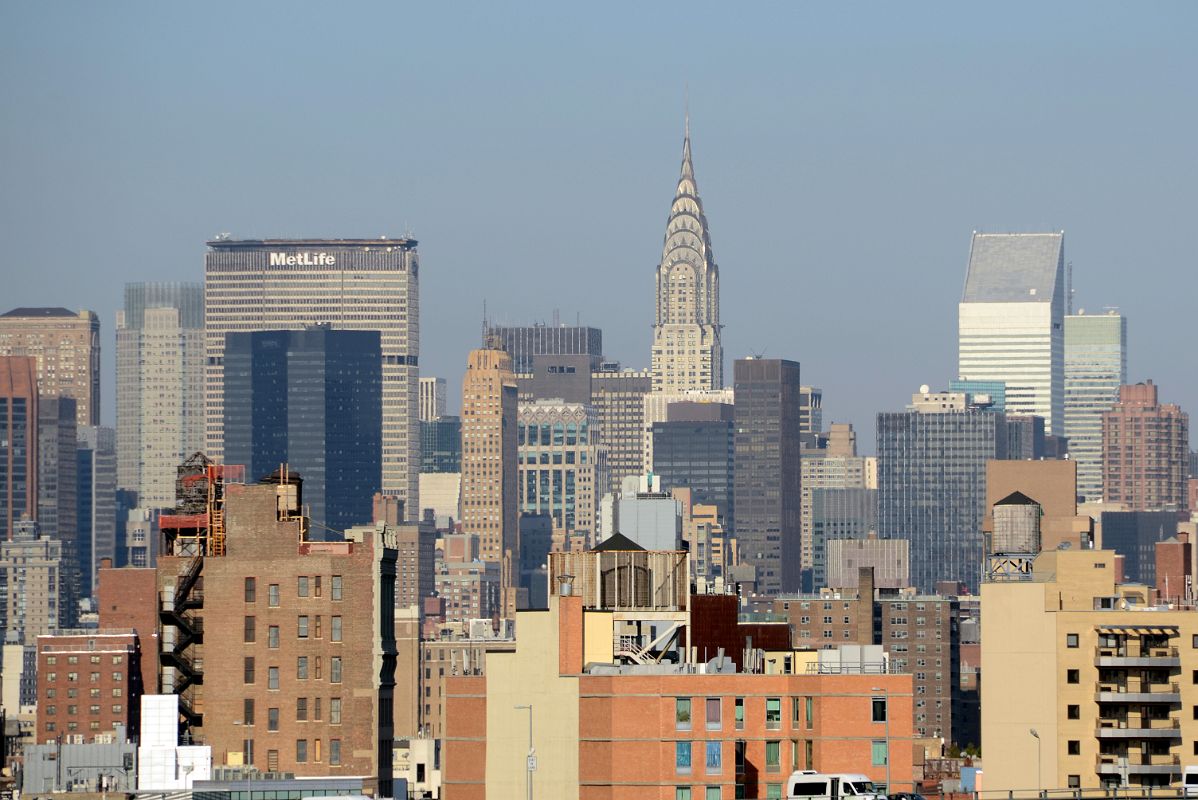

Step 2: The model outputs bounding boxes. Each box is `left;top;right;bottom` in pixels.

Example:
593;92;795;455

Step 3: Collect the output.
733;358;803;594
420;415;462;473
651;401;734;529
223;325;382;538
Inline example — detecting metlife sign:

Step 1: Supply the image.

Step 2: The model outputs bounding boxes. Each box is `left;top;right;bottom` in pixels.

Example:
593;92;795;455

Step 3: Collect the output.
269;252;337;267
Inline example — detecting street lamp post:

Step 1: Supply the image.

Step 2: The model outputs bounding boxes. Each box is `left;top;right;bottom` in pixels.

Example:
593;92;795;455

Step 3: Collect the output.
514;704;534;800
871;686;891;794
1029;728;1041;794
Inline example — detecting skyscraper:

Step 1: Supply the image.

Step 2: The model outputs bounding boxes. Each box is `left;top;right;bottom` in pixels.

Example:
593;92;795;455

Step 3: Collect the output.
77;425;116;598
591;366;652;496
878;388;1009;592
223;326;383;536
733;358;802;594
419;376;446;422
958;232;1065;434
459;345;519;615
484;322;603;376
116;282;205;509
651;118;722;393
205;238;420;515
0;356;38;542
0;307;100;427
517;399;600;547
420;416;461;473
1102;381;1189;512
650;401;734;529
1064;310;1127;503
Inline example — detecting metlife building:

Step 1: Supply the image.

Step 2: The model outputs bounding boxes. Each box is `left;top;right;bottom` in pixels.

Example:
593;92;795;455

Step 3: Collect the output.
205;238;420;518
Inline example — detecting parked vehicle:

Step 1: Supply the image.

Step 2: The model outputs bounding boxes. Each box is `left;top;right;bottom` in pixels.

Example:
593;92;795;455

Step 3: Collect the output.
786;770;885;800
1183;765;1198;797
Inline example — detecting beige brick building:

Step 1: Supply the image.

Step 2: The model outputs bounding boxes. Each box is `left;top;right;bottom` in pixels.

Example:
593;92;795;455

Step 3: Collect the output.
0;307;100;427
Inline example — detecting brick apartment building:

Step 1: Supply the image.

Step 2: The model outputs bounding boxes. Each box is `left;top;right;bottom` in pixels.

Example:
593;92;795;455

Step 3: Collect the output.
96;561;159;692
35;630;142;744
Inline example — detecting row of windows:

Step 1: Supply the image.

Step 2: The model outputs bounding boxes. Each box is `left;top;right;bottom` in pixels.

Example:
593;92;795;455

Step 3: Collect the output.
673;695;866;731
244;657;343;685
44;655;124;666
43;704;123;716
44;672;123;683
244;576;344;604
244;616;343;644
245;697;342;727
46;688;123;699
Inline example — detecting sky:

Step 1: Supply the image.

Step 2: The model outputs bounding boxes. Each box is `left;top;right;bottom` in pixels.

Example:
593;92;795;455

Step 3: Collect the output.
2;2;1196;450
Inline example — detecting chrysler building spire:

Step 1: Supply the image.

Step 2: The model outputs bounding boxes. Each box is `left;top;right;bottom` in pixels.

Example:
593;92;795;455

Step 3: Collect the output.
651;114;723;391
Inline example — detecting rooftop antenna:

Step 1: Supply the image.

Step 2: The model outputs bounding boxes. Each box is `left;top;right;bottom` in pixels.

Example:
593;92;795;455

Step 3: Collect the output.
481;299;488;346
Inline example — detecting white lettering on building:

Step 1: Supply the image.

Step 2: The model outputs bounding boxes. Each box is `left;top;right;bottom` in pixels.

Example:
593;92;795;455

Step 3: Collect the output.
268;252;337;267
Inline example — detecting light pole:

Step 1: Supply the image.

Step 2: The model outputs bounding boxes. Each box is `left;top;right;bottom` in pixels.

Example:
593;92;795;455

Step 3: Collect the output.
514;704;534;800
871;687;891;794
1029;728;1041;793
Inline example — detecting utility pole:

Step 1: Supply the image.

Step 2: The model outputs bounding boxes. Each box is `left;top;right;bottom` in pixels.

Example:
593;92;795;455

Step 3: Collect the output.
514;704;534;800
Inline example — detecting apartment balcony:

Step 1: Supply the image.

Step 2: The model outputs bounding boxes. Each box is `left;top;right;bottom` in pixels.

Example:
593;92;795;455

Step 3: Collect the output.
1095;752;1180;777
1095;718;1181;739
1095;681;1180;704
1096;645;1180;668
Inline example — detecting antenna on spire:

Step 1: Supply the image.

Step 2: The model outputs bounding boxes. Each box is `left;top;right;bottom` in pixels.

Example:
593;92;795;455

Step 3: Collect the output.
481;299;488;346
685;83;690;140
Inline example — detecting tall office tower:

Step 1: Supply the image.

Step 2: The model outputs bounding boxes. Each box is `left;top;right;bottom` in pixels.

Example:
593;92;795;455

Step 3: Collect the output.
484;321;603;376
1103;380;1190;512
650;119;723;393
878;388;1009;593
115;282;205;508
460;346;519;616
591;366;652;495
223;326;383;537
642;388;734;473
800;435;876;585
650;401;734;529
420;415;462;473
518;399;600;548
38;398;80;621
1064;310;1128;503
0;357;38;542
958;232;1065;434
205;238;420;515
76;426;116;599
733;358;802;594
419;376;446;422
799;386;823;440
0;519;67;640
0;307;101;427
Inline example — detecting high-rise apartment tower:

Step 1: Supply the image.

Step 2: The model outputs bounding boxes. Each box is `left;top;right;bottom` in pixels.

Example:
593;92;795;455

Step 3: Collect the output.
1103;381;1189;512
0;357;38;542
1064;310;1127;503
0;308;100;427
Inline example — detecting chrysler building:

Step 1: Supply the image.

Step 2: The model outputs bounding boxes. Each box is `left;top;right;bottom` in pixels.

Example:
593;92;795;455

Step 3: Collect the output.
651;117;723;391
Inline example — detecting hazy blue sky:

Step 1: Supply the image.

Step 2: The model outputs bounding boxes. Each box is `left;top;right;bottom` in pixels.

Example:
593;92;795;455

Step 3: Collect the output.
3;3;1195;448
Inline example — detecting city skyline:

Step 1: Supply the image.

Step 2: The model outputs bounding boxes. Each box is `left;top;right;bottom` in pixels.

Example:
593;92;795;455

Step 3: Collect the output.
3;3;1196;449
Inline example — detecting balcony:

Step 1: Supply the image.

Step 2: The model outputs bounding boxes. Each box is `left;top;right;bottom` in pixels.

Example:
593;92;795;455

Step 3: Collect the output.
1095;752;1181;776
1096;645;1180;668
1095;718;1181;739
1095;681;1180;704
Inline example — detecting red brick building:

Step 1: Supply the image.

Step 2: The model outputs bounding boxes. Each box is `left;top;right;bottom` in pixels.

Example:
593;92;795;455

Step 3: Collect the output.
1102;380;1190;512
96;561;159;692
34;630;142;744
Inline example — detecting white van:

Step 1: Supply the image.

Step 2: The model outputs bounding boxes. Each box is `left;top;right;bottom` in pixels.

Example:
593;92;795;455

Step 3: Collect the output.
1183;765;1198;797
786;770;885;800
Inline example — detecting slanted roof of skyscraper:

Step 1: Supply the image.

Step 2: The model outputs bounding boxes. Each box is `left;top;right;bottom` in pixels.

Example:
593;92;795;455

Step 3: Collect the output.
962;232;1063;303
995;490;1040;507
591;532;646;552
1;307;77;317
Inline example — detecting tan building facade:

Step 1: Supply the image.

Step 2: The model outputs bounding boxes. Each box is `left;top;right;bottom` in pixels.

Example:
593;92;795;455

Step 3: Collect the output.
0;307;100;427
982;549;1198;790
1102;381;1190;512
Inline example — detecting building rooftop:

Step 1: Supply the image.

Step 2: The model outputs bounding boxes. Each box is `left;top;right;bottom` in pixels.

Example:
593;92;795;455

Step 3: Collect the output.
206;237;417;250
1;307;79;318
962;231;1063;303
995;490;1039;506
591;532;646;552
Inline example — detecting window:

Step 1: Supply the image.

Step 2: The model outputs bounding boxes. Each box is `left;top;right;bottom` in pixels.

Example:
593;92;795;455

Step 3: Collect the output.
765;698;781;729
804;696;813;728
46;656;56;666
315;697;323;721
332;576;343;601
244;699;255;726
268;626;279;649
244;657;255;684
268;667;279;690
268;707;279;732
1068;776;1081;789
315;657;322;680
296;739;308;763
705;741;722;774
90;672;100;683
766;784;782;800
804;740;813;770
1067;669;1079;684
734;697;744;730
298;616;309;639
297;697;308;721
331;657;342;683
268;584;280;607
676;698;692;730
244;616;256;643
112;672;123;682
297;576;310;597
1067;704;1080;720
676;789;691;800
297;657;309;680
872;740;888;766
1067;740;1080;755
315;616;323;638
676;741;692;774
268;751;279;772
765;740;780;772
314;576;322;597
706;788;721;800
314;738;321;762
245;577;256;602
706;698;721;730
331;616;342;642
735;740;746;773
1066;633;1079;648
112;704;122;714
330;739;341;766
872;696;887;722
330;698;342;724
